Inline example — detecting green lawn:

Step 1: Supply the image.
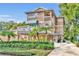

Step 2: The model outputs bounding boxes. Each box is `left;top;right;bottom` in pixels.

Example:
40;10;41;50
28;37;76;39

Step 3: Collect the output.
0;41;54;56
0;48;51;56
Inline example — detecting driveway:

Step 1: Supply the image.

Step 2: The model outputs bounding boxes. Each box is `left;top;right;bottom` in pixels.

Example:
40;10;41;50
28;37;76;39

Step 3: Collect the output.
48;43;79;56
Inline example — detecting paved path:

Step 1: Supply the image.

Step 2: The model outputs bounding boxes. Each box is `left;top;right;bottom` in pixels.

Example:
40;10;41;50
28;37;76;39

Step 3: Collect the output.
48;43;79;56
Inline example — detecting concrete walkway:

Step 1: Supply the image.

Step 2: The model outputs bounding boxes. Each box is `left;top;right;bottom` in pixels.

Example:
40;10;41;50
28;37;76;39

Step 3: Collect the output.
48;43;79;56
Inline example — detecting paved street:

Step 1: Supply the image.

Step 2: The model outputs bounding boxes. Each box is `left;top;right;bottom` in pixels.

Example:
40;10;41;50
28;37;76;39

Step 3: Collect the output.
48;43;79;56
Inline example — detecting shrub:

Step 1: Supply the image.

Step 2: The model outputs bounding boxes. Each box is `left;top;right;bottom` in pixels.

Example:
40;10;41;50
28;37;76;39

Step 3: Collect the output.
76;42;79;47
0;41;54;50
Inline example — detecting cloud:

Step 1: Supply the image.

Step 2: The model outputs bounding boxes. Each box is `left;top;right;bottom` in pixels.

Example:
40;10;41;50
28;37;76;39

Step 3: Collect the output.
0;14;12;21
0;14;20;22
0;14;26;23
0;15;12;18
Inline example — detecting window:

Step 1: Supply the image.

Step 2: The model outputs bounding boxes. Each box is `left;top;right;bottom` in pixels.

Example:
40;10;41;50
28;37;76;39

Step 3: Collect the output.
44;12;50;16
44;17;50;21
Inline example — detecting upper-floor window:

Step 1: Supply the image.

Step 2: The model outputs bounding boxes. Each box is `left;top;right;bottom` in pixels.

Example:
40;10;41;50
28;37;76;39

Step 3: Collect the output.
44;11;50;16
27;13;34;16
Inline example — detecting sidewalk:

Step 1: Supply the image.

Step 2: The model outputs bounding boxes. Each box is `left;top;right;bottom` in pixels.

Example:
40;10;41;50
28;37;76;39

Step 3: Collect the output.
48;43;79;56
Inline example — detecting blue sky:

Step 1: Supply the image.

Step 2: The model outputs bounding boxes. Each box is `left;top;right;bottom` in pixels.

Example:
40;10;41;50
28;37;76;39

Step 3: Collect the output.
0;3;60;22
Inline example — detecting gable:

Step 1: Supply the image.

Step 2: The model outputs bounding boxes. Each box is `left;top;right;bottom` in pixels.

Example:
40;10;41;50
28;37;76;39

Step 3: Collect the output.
35;8;46;11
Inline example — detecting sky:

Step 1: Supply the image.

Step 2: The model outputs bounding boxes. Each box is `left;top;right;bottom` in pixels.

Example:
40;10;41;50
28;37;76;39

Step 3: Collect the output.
0;3;60;23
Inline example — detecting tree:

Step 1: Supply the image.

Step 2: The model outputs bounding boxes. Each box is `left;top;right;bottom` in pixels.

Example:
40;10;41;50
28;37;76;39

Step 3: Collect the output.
0;30;15;42
27;26;39;40
59;3;78;22
27;31;35;40
40;26;51;40
0;21;7;30
59;3;79;42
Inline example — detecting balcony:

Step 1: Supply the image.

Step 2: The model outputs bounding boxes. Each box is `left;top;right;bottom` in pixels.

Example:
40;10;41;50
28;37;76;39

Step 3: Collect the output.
38;20;52;27
44;16;50;21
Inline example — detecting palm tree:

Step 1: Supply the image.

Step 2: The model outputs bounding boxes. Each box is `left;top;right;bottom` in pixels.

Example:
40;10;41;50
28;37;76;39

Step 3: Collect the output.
27;26;38;41
32;27;40;40
0;30;15;42
27;31;35;41
27;26;52;41
40;26;51;40
33;26;51;41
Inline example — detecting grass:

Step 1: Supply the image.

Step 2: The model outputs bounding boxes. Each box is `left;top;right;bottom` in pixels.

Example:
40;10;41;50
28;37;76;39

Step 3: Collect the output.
0;41;54;56
0;48;51;56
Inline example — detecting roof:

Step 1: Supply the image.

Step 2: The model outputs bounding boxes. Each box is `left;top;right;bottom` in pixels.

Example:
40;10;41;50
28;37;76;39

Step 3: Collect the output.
25;7;54;14
38;32;63;35
57;16;64;19
17;26;32;34
26;20;37;24
38;31;47;34
51;33;63;35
